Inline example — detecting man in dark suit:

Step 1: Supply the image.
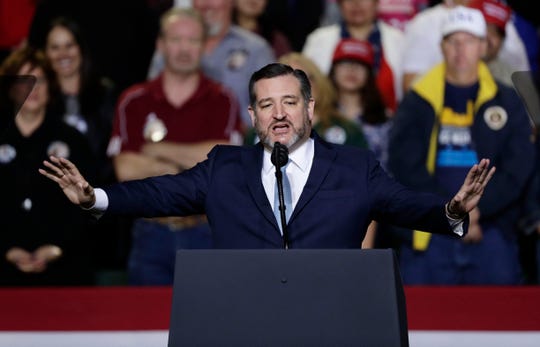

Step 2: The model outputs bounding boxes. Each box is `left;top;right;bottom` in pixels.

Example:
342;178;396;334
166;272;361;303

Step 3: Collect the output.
40;63;495;249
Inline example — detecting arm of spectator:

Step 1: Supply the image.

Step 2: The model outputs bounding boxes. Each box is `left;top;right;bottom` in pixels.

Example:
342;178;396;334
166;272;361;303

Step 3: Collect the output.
113;151;180;182
6;245;63;273
141;140;228;171
5;247;35;272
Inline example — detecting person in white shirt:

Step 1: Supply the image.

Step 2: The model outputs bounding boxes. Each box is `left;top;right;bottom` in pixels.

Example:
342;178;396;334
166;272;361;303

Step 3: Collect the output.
401;0;529;91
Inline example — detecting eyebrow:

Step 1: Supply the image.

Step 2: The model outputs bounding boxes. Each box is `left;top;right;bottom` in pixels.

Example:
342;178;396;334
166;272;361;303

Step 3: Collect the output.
257;94;299;104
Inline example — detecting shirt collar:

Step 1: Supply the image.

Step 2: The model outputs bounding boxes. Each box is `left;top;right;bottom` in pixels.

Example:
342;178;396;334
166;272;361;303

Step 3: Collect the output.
262;137;314;174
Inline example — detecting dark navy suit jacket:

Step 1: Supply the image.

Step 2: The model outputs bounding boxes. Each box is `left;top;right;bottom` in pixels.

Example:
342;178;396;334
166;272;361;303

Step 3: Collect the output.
105;135;461;248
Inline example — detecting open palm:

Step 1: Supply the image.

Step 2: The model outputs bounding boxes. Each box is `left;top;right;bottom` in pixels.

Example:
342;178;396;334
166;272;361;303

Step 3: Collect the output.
39;156;95;208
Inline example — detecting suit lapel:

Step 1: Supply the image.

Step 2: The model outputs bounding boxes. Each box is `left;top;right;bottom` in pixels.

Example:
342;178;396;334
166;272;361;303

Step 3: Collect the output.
242;144;283;246
292;136;336;219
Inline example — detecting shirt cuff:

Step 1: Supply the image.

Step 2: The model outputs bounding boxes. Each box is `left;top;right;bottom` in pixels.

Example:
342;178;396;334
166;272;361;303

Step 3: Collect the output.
447;215;465;237
80;188;108;219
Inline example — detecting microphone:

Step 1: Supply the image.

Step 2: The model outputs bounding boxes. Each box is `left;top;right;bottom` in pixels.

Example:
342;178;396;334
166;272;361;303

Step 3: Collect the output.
271;142;290;249
271;141;288;168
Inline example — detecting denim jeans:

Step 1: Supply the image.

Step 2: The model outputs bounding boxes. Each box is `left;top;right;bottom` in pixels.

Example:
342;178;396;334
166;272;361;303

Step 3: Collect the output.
127;218;212;285
399;224;523;285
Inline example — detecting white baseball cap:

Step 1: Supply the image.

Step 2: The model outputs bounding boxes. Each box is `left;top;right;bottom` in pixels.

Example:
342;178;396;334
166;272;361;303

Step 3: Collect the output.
441;5;487;38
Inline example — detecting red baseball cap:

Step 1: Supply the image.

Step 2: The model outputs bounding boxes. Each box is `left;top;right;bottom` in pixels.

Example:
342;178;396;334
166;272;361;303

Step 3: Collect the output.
468;0;511;32
332;38;374;66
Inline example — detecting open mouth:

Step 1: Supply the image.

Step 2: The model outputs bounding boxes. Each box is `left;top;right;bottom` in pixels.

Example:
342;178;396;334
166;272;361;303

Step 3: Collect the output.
272;122;290;135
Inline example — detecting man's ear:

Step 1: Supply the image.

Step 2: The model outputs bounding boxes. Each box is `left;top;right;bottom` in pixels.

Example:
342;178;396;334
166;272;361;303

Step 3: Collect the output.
248;106;256;128
308;98;315;122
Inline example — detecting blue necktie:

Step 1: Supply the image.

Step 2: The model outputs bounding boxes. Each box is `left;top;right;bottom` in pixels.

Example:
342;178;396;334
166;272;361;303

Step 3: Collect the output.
274;164;292;234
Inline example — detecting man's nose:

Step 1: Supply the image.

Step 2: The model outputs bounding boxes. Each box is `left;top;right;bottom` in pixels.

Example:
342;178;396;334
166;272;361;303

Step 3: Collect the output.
274;105;287;120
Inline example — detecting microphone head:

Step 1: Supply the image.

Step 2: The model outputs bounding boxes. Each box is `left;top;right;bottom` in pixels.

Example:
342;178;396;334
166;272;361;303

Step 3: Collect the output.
271;142;289;167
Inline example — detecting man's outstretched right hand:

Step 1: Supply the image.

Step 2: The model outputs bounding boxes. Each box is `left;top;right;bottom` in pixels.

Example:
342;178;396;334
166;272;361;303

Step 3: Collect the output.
39;156;96;208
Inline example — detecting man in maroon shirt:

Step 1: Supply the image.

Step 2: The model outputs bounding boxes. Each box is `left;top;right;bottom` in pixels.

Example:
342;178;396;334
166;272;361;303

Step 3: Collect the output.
106;7;243;285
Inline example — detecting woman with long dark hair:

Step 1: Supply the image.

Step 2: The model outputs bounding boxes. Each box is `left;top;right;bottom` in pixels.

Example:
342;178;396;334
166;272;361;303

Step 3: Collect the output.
43;16;117;185
329;38;393;172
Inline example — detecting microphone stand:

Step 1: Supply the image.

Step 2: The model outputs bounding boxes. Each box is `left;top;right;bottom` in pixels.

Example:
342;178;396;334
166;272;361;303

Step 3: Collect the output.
271;142;289;249
275;166;289;249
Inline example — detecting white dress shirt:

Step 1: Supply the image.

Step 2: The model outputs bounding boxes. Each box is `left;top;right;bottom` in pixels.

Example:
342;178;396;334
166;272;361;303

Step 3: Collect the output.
262;138;314;212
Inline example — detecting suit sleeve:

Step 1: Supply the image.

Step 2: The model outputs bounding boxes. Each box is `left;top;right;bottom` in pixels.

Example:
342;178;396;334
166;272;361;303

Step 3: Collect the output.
103;147;219;218
368;152;459;236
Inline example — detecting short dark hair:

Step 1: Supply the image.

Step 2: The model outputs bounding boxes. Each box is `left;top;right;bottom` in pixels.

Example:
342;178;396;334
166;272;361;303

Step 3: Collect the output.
248;63;312;108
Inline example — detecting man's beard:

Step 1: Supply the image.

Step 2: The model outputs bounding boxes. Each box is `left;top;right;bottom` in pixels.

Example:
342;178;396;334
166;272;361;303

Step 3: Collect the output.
255;113;311;150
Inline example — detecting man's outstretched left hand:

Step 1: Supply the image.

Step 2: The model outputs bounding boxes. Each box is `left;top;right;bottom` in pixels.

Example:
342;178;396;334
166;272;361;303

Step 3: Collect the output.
446;158;496;219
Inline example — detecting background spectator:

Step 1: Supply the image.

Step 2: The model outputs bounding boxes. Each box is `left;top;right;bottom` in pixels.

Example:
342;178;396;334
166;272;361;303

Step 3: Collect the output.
377;0;429;32
40;16;117;185
27;0;158;93
401;0;529;91
302;0;405;113
107;7;243;285
329;38;392;170
232;0;292;58
39;16;130;281
147;0;275;128
329;37;394;249
389;6;535;285
0;46;96;286
469;0;514;86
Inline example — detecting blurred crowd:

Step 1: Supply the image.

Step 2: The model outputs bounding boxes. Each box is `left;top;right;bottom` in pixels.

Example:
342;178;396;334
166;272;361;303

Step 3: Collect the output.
1;0;540;286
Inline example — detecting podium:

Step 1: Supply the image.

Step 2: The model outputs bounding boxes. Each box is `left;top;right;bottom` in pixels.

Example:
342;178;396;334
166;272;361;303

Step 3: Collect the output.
168;249;409;346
